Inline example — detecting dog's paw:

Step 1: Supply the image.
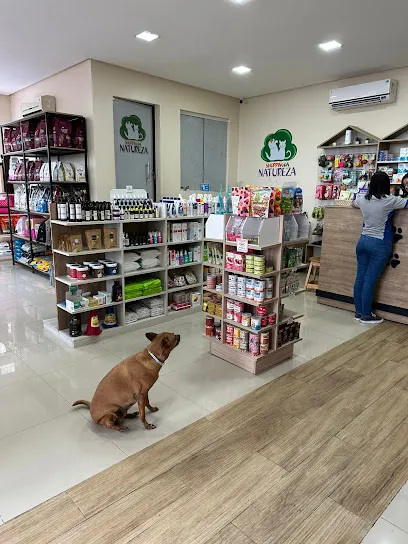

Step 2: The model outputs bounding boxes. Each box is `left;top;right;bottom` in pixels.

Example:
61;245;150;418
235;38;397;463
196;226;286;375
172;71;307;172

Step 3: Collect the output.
388;253;401;268
119;426;130;433
149;406;159;412
145;423;156;430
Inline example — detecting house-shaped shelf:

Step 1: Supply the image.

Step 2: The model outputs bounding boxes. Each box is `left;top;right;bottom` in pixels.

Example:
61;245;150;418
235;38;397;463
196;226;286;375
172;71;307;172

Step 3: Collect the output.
318;126;380;149
382;124;408;143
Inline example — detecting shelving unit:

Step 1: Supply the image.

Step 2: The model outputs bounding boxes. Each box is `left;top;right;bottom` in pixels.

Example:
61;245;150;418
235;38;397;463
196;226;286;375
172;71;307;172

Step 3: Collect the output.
203;215;305;375
377;124;408;188
0;111;89;275
45;213;209;347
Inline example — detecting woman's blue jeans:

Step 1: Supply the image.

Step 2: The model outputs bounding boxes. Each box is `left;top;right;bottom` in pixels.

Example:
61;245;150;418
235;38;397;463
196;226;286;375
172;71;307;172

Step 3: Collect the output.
354;235;392;318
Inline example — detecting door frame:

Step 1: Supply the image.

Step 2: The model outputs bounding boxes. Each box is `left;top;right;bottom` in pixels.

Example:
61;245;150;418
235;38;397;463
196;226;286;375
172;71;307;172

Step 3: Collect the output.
113;97;157;200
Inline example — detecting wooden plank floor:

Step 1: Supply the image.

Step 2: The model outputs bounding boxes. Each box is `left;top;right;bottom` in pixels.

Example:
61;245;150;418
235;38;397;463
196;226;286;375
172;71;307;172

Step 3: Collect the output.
3;321;408;544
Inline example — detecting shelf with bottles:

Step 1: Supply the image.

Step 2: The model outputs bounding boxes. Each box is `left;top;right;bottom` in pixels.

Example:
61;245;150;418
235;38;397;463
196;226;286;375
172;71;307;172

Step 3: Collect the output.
167;244;202;268
167;219;203;245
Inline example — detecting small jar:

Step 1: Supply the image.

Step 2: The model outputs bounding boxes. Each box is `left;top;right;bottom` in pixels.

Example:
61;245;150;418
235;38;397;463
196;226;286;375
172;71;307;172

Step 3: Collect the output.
105;262;118;276
69;265;79;279
90;264;104;278
66;263;77;277
76;266;89;281
241;313;252;327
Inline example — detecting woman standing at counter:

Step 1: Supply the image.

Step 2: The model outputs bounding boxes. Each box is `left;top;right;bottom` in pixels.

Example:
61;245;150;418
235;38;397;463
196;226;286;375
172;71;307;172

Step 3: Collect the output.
353;171;408;324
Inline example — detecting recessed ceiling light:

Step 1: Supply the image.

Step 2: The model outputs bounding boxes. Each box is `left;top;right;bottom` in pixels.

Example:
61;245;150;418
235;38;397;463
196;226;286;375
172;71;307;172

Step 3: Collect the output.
319;40;342;52
232;65;252;75
136;31;159;42
230;0;252;4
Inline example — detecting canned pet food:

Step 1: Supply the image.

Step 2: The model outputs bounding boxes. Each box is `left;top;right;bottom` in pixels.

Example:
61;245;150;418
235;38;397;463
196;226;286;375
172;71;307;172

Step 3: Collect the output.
90;263;104;278
266;278;274;289
227;299;235;310
206;316;214;327
205;326;214;337
234;312;242;324
257;306;268;316
240;330;249;342
253;291;265;302
215;327;222;341
251;316;262;330
226;334;234;345
226;310;235;321
105;262;118;276
249;342;260;356
246;289;254;300
268;313;276;325
260;331;270;345
265;289;273;299
233;337;240;350
260;344;269;355
241;312;252;327
207;275;216;289
235;301;244;313
261;316;268;327
234;327;241;338
76;266;89;281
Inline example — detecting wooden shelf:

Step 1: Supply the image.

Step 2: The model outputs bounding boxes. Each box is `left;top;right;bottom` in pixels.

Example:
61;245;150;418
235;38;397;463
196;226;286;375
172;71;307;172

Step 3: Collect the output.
224;293;278;307
167;261;202;270
226;240;280;250
167;216;206;221
224;318;276;335
124;243;165;251
283;238;309;246
57;300;123;315
125;291;166;303
55;274;123;286
124;267;166;277
53;247;120;257
203;262;224;270
279;310;304;324
281;263;308;273
203;286;222;295
167;239;202;246
225;268;278;279
168;283;202;294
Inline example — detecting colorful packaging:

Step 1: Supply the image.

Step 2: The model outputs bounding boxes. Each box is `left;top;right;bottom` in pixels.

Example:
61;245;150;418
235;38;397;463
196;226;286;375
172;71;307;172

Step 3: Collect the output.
250;187;271;218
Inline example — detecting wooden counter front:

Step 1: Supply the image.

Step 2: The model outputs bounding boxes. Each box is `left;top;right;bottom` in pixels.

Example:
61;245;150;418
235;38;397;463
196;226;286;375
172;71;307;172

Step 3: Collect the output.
317;206;408;324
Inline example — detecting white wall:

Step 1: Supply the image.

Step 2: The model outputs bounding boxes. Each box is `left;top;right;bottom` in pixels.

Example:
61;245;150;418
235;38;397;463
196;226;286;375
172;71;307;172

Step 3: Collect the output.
0;95;11;124
91;60;240;200
238;67;408;215
9;61;96;195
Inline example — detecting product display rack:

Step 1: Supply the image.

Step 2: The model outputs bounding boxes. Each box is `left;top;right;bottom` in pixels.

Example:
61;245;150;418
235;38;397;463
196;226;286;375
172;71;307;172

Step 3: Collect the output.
46;213;207;347
377;124;408;188
0;111;89;275
204;215;305;375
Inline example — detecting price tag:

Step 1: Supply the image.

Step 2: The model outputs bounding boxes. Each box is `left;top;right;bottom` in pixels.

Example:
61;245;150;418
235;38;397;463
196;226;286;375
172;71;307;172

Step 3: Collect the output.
236;238;249;253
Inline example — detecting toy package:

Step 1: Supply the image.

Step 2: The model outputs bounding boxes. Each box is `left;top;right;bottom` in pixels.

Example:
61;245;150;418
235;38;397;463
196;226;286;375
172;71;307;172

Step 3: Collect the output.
250;186;271;218
281;186;295;214
315;185;325;200
274;187;282;216
232;187;250;217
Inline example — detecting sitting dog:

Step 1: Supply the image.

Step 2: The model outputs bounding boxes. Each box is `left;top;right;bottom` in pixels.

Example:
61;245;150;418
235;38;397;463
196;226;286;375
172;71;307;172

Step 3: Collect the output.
73;332;180;432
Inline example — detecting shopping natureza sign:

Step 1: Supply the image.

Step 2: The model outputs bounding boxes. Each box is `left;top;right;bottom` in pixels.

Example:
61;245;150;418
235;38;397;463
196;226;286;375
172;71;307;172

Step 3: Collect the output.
119;115;148;155
258;129;297;178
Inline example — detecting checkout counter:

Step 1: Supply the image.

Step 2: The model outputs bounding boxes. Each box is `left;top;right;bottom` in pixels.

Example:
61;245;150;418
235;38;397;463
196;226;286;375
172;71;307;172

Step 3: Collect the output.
317;206;408;324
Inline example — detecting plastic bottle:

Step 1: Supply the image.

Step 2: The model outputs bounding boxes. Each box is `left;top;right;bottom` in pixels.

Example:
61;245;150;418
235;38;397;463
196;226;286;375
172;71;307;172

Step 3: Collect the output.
183;249;188;264
226;185;233;214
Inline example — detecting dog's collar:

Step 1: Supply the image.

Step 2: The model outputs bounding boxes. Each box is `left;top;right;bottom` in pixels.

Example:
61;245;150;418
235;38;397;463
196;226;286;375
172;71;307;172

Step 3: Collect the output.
148;350;164;367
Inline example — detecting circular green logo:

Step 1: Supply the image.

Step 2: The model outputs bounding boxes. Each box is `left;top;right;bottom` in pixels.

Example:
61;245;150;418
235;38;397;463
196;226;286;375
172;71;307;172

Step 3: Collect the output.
261;129;297;162
120;115;146;142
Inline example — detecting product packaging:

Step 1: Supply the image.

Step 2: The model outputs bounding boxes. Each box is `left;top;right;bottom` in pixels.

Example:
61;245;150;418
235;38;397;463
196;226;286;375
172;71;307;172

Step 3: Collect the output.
85;229;102;250
103;227;118;249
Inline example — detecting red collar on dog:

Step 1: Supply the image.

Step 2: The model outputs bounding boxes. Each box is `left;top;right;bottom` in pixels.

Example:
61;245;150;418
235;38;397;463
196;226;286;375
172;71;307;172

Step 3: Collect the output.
148;350;164;367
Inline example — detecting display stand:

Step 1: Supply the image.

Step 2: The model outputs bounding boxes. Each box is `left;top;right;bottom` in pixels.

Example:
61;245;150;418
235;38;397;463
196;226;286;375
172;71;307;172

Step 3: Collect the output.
204;214;307;375
45;210;207;347
0;111;89;275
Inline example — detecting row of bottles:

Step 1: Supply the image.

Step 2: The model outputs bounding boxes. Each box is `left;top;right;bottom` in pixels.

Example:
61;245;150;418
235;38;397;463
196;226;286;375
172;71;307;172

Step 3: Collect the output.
123;231;163;247
57;200;112;222
112;199;160;220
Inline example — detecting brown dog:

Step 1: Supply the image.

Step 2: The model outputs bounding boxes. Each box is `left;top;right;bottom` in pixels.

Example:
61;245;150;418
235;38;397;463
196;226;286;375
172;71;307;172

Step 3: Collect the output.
72;332;180;432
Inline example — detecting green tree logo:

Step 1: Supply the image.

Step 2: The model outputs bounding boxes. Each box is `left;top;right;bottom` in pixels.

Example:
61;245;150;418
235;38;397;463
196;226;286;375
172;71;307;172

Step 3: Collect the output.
120;115;146;142
261;129;297;162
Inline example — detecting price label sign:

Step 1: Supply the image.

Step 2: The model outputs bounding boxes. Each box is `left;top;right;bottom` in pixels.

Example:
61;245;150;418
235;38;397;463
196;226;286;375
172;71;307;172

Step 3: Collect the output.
236;238;249;253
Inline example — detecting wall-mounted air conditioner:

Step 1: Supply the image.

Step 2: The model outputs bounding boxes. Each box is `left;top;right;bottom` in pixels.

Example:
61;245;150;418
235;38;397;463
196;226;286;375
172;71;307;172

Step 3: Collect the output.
329;79;397;111
21;95;56;117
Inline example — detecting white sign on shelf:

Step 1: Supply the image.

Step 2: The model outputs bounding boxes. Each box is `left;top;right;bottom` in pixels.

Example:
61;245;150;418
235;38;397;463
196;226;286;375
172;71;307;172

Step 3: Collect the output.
236;238;249;253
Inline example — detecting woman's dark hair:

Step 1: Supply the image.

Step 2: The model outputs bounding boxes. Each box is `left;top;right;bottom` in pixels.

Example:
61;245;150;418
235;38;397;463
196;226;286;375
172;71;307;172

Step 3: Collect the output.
401;173;408;197
365;171;390;200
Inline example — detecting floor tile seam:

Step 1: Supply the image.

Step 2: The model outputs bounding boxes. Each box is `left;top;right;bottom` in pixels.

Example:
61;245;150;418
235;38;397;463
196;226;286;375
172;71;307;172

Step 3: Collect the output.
225;521;256;543
0;408;74;445
380;515;408;535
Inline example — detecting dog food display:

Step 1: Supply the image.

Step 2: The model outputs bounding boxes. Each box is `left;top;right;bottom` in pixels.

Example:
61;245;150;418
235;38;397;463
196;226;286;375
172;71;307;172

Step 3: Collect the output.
281;271;300;296
277;321;301;348
202;291;222;317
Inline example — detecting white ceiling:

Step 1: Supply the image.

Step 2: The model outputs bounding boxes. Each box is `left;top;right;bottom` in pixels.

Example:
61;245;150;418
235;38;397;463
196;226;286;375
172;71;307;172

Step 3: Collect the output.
2;0;408;98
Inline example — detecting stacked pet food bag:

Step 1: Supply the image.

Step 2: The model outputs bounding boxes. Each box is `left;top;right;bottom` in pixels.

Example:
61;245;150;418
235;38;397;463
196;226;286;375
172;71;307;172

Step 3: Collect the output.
124;248;165;324
208;183;304;355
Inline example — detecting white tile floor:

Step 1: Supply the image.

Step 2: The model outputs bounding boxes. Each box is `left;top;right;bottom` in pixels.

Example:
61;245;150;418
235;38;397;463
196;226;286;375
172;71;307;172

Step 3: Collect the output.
0;261;407;541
